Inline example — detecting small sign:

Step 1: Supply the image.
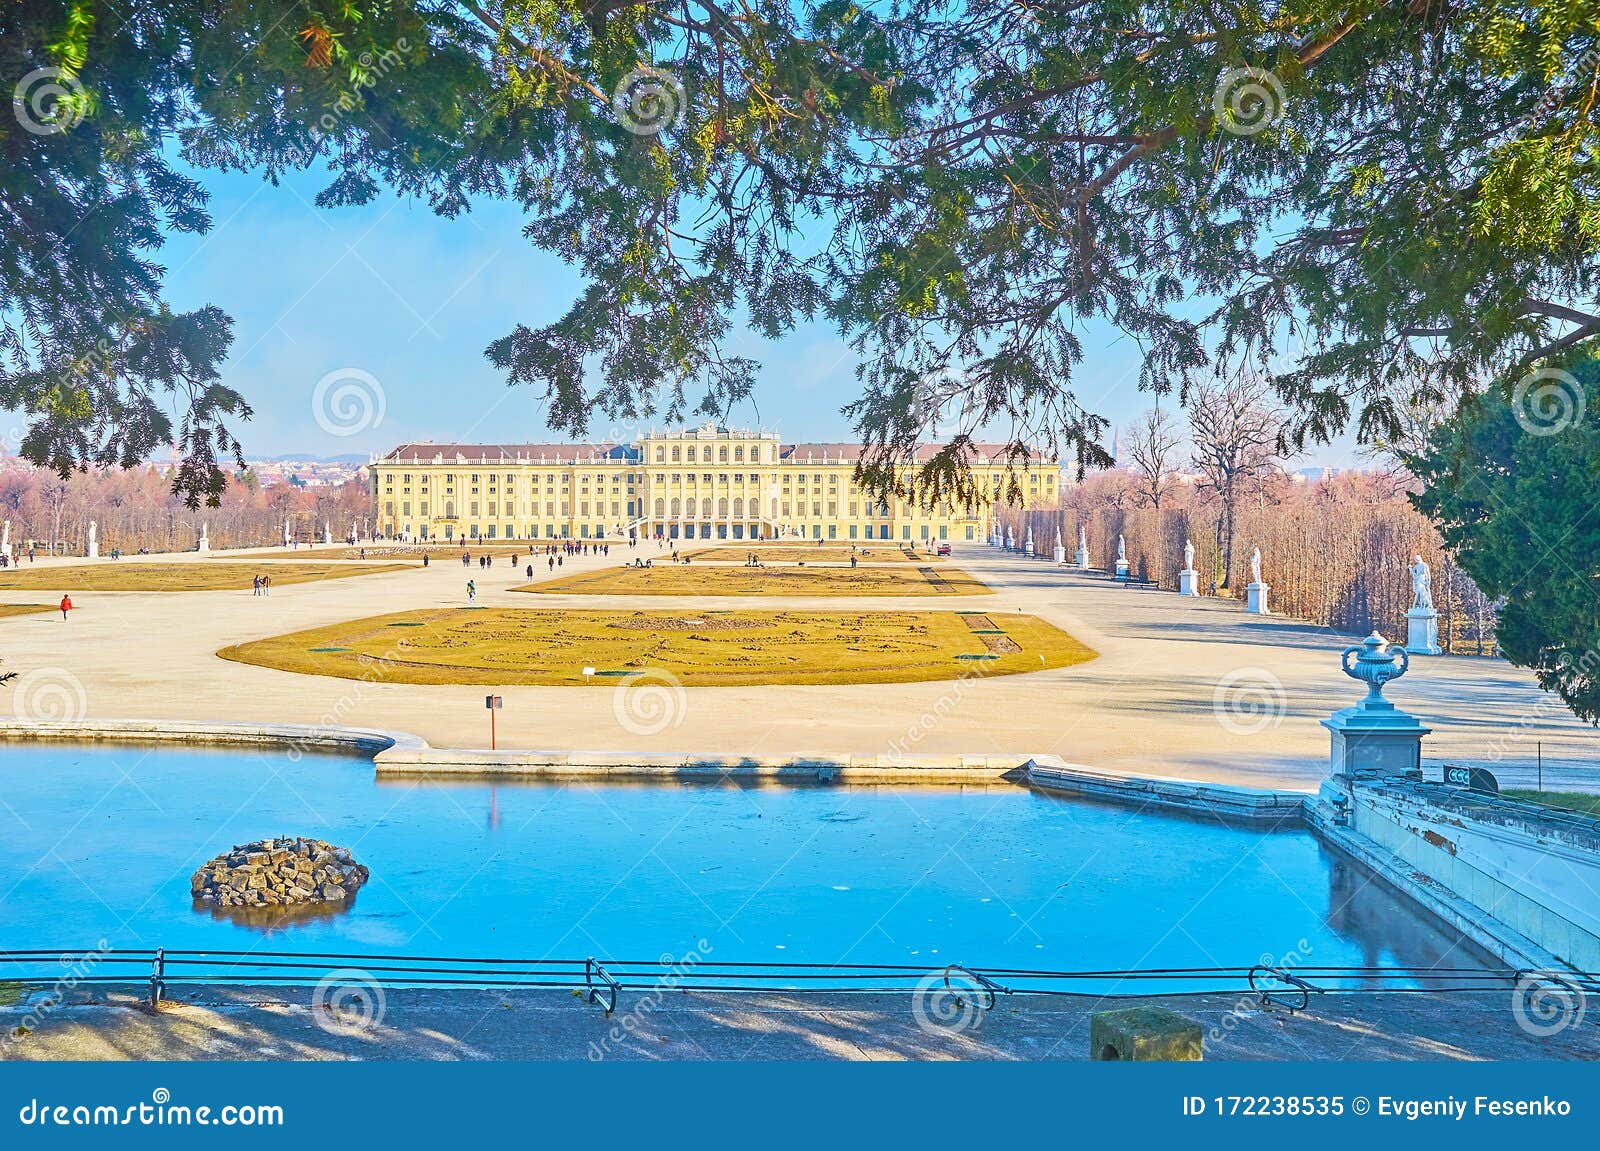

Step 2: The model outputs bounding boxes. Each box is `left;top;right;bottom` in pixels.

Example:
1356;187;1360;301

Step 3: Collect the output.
485;695;502;710
1445;765;1499;794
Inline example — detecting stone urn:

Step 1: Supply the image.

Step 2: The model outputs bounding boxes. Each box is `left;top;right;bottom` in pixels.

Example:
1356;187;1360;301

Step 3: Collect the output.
1340;631;1410;707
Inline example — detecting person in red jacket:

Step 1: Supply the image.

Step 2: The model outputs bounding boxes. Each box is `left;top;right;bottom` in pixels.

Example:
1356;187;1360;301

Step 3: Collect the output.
59;594;72;621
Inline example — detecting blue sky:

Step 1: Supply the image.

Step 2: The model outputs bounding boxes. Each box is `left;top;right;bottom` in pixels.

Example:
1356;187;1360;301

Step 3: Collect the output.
156;162;1360;467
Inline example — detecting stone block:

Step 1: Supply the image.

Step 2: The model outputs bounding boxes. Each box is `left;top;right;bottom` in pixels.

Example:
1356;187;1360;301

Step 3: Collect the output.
1090;1006;1203;1061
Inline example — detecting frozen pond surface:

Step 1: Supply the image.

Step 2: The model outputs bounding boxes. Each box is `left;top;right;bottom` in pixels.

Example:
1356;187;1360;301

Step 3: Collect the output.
0;744;1491;982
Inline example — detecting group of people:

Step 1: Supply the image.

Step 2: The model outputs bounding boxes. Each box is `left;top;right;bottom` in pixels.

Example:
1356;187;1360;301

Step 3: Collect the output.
251;573;273;596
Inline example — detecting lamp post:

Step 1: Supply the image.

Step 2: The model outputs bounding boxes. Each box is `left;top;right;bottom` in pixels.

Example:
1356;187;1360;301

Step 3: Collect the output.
485;694;502;750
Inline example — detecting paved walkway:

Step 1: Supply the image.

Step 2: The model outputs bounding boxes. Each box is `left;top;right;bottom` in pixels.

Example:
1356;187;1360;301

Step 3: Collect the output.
1;545;1595;791
5;986;1596;1061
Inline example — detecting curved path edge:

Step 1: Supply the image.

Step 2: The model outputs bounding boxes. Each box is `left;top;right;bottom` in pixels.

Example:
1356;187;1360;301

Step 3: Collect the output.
0;719;1309;813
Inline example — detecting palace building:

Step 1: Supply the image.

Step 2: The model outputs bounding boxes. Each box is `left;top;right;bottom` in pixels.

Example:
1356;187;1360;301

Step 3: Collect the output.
372;425;1060;544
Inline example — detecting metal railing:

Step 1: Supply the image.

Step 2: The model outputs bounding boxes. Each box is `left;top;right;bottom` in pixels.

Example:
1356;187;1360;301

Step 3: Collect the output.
5;949;1593;1015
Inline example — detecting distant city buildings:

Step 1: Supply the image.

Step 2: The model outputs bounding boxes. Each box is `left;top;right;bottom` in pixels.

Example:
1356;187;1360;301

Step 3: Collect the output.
245;457;366;488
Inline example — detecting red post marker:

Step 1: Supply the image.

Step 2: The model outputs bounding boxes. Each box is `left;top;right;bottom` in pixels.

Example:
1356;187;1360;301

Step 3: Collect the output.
485;695;503;750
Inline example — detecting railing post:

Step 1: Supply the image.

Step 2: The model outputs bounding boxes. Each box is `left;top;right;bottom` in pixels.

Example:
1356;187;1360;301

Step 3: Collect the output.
149;947;165;1008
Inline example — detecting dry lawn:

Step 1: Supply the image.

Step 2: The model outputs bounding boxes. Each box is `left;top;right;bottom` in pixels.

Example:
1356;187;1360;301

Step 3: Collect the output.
218;607;1095;686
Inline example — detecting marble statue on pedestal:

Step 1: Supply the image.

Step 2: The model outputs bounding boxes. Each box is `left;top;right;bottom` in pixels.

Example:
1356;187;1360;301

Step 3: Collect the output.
324;521;333;545
1246;546;1270;613
1115;533;1129;578
1;519;10;563
1023;524;1034;556
1179;538;1199;596
1075;525;1089;568
1405;554;1442;654
197;522;210;553
1053;526;1066;565
87;520;98;559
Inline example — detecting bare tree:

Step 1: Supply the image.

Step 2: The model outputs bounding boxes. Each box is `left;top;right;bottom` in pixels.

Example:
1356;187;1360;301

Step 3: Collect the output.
1125;407;1184;514
1189;375;1286;589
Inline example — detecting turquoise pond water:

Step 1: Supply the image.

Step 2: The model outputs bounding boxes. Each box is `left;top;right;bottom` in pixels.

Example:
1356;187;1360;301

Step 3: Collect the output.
0;743;1490;981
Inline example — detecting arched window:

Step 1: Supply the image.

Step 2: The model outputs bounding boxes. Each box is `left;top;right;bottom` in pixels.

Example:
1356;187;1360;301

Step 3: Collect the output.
701;498;712;518
733;497;744;518
653;498;665;517
670;498;681;517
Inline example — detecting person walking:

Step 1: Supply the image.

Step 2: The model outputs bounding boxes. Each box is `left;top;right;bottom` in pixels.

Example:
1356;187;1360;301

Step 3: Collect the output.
252;574;261;596
423;553;430;568
59;594;72;621
467;579;476;603
262;573;271;595
548;556;554;572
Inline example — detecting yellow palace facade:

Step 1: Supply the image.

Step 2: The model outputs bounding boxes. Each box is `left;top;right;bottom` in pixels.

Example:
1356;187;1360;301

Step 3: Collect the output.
372;425;1059;544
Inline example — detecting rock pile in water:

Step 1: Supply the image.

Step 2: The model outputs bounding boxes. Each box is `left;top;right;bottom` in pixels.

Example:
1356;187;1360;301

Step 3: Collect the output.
190;837;369;909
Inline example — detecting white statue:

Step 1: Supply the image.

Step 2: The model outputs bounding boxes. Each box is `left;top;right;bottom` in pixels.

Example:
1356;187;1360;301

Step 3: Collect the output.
87;520;98;559
1410;555;1433;612
1;519;10;560
1178;538;1199;596
1055;526;1062;548
1116;534;1127;564
1250;547;1262;585
1405;554;1441;654
1078;525;1087;551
